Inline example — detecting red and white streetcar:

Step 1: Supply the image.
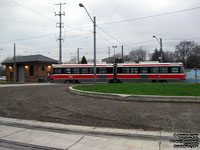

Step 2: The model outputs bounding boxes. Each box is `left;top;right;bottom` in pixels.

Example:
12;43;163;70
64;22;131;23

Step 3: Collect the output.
50;62;186;83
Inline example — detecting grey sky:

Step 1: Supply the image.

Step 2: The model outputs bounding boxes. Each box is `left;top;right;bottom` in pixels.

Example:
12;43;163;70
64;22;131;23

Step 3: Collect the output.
0;0;200;63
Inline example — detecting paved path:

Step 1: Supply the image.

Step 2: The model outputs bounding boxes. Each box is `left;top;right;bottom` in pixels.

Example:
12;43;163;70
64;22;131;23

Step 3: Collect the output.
1;117;198;150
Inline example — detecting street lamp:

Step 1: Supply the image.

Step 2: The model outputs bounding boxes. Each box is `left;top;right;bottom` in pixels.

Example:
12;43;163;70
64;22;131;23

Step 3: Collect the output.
77;48;82;64
112;46;117;64
153;35;163;63
79;3;96;84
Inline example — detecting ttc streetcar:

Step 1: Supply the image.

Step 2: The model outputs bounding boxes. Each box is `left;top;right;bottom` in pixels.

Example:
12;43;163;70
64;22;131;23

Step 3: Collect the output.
50;62;186;83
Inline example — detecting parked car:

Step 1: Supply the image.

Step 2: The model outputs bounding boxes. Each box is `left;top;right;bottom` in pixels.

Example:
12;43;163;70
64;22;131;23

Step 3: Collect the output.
0;76;6;81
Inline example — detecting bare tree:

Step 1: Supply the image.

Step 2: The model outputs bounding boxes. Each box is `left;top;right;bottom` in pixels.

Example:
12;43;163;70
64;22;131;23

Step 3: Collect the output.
129;47;146;63
175;41;195;67
66;57;76;64
163;51;177;62
102;52;130;63
186;45;200;68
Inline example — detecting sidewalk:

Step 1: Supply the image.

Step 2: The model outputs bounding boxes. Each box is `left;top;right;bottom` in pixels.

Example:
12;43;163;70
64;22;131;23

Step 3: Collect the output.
0;117;199;150
0;83;59;88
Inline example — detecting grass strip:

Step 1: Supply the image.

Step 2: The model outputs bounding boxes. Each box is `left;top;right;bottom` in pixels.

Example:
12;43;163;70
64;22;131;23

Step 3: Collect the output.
73;83;200;96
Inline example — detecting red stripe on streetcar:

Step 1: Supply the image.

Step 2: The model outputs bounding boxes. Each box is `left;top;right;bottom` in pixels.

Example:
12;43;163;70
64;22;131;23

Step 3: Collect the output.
51;74;186;80
117;74;140;79
51;75;94;79
148;74;186;79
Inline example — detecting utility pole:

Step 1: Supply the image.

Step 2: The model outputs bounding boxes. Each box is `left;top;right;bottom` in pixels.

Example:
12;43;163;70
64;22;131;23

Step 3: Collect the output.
14;43;16;83
55;2;66;64
160;38;163;63
112;46;117;64
93;16;96;84
77;48;82;64
153;35;163;63
108;47;110;62
121;45;124;62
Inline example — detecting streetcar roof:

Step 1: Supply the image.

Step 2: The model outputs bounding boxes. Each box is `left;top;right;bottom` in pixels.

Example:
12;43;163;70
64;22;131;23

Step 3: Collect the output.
52;63;183;68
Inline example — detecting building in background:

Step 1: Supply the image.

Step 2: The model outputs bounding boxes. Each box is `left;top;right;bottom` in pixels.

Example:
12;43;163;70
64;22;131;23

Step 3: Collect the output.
2;55;58;82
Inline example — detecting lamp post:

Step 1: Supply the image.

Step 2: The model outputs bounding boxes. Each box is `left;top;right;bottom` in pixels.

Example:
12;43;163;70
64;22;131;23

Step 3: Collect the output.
77;48;82;64
79;3;96;84
153;35;163;63
112;46;117;64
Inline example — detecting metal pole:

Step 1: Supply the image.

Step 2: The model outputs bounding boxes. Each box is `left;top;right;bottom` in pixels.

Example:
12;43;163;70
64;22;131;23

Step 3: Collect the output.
77;48;79;64
94;16;96;84
121;45;124;62
55;3;65;64
114;47;115;64
160;38;163;63
59;3;62;64
14;43;16;83
112;46;117;64
108;47;110;62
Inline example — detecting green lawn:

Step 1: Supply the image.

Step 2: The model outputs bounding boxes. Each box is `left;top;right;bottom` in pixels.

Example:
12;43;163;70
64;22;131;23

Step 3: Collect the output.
0;81;20;84
73;83;200;96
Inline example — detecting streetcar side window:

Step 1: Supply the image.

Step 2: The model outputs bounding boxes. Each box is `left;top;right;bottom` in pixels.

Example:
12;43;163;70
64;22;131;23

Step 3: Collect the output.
81;68;89;74
117;67;122;74
122;67;130;74
130;67;139;73
89;68;94;74
53;68;62;74
150;67;158;73
106;67;113;74
159;67;168;73
99;68;107;74
140;67;148;73
72;68;80;74
64;68;71;74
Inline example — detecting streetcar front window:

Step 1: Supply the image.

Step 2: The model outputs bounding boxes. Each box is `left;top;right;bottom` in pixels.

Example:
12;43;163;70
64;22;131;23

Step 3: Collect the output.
171;67;179;73
180;67;185;73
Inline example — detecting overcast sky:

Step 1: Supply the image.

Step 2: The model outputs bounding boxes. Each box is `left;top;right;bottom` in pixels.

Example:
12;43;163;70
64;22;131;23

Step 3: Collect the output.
0;0;200;63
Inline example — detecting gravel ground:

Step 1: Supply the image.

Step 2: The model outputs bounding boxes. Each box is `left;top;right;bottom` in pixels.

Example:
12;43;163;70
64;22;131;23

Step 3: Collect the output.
0;84;199;132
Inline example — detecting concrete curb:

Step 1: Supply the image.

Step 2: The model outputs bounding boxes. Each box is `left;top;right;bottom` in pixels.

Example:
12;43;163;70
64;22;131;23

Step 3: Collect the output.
69;86;200;103
0;117;173;142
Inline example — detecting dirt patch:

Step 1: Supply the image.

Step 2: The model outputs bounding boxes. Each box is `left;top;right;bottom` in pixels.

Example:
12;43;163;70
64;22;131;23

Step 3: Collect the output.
0;84;199;132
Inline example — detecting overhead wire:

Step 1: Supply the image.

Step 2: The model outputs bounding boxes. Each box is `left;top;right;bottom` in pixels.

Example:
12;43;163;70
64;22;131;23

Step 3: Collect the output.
97;27;134;49
0;18;55;28
9;0;56;22
98;6;200;26
0;26;93;44
105;0;125;22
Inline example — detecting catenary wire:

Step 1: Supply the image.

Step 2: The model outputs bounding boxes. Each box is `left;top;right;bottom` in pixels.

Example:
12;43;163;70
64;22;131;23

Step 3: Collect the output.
98;6;200;26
